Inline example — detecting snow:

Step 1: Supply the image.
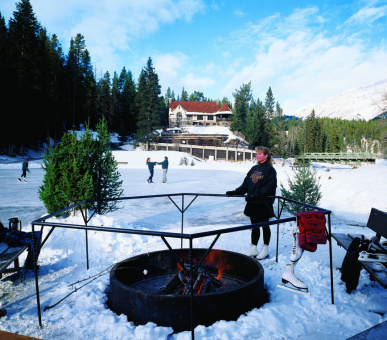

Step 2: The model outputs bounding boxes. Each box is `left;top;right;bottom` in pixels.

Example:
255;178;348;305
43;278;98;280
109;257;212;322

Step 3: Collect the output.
294;79;387;121
1;148;387;339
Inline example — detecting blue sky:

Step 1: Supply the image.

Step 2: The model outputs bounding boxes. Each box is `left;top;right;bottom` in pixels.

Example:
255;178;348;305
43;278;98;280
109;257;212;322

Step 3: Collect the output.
2;0;387;114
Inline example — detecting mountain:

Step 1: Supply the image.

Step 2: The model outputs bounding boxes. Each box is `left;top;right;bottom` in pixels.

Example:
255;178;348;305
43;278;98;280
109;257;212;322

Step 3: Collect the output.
294;79;387;121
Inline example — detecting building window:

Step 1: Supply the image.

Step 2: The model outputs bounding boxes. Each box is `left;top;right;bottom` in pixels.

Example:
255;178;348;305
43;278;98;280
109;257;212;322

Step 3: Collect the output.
207;115;214;120
197;116;203;120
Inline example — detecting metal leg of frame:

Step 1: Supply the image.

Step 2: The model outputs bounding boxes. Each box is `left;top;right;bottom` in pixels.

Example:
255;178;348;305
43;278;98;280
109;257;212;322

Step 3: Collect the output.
32;224;42;327
327;213;334;304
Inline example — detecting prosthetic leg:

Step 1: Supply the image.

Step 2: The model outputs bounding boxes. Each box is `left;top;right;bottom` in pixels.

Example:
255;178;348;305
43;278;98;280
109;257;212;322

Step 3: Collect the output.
277;226;310;295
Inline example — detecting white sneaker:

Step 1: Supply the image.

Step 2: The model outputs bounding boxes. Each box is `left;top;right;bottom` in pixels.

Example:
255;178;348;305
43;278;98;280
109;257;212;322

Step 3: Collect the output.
247;244;258;257
256;244;269;259
290;231;303;262
281;264;308;289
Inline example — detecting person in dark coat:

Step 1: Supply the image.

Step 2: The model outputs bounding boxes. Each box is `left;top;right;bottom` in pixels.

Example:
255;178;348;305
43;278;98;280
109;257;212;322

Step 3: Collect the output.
18;159;30;183
226;146;277;259
146;157;157;183
158;156;169;183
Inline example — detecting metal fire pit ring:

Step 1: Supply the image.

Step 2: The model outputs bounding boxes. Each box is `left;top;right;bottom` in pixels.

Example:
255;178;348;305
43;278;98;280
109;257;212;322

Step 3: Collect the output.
109;248;266;332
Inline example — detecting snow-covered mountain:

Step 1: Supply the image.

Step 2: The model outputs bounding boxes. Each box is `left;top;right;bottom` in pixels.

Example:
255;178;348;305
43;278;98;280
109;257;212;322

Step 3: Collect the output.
294;79;387;121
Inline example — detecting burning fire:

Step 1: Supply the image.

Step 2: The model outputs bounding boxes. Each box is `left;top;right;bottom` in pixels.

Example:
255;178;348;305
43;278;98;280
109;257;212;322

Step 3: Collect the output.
165;251;231;295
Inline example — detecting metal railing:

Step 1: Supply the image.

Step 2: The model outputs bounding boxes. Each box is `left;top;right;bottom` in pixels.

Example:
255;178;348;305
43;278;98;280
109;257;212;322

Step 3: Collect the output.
30;194;333;339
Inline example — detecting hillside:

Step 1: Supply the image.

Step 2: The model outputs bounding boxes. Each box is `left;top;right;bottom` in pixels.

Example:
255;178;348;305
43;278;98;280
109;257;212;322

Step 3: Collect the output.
294;79;387;121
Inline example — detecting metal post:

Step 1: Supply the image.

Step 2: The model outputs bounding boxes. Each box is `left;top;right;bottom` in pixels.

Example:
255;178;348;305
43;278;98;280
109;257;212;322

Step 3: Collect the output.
32;224;42;327
85;205;89;270
328;213;334;304
189;238;195;340
276;199;280;263
181;195;185;249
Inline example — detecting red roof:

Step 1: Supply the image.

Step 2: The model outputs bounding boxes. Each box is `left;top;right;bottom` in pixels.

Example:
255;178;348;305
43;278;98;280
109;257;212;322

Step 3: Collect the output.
169;101;231;113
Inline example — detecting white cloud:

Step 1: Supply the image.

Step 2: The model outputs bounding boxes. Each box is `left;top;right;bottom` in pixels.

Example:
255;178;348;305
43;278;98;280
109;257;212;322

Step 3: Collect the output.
345;4;387;25
180;73;216;93
220;4;387;113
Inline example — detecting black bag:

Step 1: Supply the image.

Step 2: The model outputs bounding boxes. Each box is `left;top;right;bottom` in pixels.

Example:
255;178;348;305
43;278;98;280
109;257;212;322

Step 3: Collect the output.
340;236;370;293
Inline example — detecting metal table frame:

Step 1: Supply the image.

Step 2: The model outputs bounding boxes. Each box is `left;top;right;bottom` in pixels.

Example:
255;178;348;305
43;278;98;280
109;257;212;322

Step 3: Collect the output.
31;194;333;339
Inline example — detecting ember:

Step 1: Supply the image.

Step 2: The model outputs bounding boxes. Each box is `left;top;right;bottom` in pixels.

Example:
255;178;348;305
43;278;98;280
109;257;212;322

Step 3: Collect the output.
160;263;223;295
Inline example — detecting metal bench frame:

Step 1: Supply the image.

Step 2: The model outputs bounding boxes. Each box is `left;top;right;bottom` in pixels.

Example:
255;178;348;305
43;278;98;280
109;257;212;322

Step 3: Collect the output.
332;208;387;289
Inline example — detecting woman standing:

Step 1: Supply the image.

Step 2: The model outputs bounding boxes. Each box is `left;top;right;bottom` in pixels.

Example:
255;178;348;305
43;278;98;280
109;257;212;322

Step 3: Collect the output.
146;158;157;183
158;156;169;183
226;146;277;259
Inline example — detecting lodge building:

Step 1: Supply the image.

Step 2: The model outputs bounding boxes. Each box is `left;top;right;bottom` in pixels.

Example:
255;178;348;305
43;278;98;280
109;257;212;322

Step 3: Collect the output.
168;99;232;127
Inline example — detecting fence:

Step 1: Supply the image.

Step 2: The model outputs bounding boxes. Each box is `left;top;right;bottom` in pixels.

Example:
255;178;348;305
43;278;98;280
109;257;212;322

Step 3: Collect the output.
141;142;256;162
295;152;377;164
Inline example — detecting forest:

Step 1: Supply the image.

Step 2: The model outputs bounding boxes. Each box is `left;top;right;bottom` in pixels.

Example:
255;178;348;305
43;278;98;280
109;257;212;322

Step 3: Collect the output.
1;0;386;157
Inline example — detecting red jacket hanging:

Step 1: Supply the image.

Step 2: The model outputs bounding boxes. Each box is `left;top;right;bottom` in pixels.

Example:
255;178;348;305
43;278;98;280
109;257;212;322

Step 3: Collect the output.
296;211;327;252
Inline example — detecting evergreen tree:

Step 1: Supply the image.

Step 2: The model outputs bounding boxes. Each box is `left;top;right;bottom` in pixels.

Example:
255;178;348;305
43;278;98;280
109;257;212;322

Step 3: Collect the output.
39;118;123;215
91;117;123;214
96;71;112;126
180;87;188;101
7;0;43;150
231;82;252;133
263;87;276;148
189;91;205;101
39;131;94;214
244;98;266;146
280;161;322;214
136;57;163;144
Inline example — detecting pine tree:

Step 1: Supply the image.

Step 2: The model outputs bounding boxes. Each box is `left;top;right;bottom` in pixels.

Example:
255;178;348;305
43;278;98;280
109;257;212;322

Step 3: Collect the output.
180;87;188;101
136;57;163;144
244;98;266;146
39;131;94;215
231;82;252;133
91;117;123;214
8;0;43;150
280;162;322;214
39;118;123;215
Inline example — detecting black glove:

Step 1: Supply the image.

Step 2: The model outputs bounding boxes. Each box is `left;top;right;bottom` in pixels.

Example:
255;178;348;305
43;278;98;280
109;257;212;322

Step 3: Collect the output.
226;190;238;196
245;194;259;202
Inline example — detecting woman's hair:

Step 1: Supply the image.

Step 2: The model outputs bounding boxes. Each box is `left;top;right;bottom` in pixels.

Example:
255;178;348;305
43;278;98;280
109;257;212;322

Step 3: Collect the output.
146;157;150;165
255;146;272;165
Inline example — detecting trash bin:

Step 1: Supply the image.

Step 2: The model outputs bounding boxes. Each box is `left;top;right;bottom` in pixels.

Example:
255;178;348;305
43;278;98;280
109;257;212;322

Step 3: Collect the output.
9;218;21;232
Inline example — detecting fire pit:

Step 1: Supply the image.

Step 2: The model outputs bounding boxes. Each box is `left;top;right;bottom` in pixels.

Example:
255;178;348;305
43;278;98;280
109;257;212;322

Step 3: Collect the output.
109;248;266;331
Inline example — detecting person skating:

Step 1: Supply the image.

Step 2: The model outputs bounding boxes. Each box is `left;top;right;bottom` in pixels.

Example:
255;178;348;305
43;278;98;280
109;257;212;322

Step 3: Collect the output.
18;158;30;183
226;146;277;259
158;156;169;183
146;158;157;183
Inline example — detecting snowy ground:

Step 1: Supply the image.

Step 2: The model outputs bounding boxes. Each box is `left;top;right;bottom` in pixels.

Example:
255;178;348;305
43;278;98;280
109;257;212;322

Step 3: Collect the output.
0;149;386;339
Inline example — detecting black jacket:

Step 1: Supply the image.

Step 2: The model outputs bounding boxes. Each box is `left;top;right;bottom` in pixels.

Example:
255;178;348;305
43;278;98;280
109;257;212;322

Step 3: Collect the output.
233;162;277;217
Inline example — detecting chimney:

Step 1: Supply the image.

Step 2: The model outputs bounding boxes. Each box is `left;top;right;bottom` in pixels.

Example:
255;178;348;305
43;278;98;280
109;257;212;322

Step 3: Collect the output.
169;98;172;104
216;99;219;105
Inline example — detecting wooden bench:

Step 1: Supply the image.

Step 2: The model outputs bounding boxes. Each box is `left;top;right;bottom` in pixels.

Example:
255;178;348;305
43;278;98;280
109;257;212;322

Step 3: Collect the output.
116;161;128;165
0;242;28;280
332;208;387;289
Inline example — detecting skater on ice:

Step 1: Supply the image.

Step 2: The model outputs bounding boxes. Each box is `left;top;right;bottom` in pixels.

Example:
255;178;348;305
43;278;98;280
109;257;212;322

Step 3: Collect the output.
18;158;30;182
226;146;277;259
146;157;157;183
158;156;169;183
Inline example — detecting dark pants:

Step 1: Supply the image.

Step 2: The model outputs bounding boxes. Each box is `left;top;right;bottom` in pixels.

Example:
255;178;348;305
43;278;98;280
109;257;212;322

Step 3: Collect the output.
250;215;271;246
21;169;27;178
148;169;154;182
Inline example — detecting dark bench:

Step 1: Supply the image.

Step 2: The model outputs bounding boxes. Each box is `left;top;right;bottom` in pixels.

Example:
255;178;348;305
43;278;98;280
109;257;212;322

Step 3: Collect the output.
0;242;28;279
332;208;387;289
